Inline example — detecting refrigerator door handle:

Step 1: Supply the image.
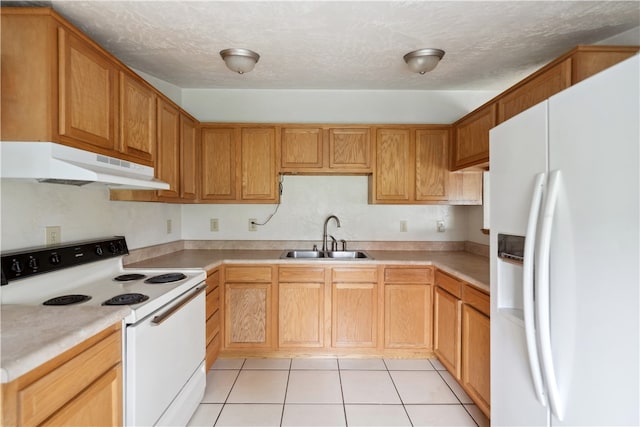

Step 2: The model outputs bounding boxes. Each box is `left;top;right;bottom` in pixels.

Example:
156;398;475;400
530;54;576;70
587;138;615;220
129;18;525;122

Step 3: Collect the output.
523;172;547;407
536;169;563;420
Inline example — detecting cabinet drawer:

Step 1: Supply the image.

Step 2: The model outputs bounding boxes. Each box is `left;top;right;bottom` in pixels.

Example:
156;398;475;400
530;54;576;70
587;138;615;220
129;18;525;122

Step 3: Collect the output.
225;266;272;282
206;285;220;319
332;267;377;283
384;267;433;284
206;269;220;288
19;328;121;426
279;267;325;283
463;285;490;317
435;270;463;298
206;310;221;345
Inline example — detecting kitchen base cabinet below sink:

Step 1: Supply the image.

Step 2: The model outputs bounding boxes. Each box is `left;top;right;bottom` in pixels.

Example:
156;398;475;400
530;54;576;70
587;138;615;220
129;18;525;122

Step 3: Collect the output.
1;323;123;427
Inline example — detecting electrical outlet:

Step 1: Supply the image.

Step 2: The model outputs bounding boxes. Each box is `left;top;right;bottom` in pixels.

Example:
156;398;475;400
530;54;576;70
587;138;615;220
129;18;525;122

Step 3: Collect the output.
437;220;445;232
400;220;408;232
45;226;61;245
166;219;172;234
210;218;219;232
248;218;258;232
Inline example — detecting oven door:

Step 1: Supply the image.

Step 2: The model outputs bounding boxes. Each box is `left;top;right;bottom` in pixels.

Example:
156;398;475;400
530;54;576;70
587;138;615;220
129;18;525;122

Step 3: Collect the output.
125;283;206;427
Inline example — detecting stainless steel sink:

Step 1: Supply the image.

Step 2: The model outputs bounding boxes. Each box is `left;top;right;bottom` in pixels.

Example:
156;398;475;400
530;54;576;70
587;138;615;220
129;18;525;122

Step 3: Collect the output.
280;250;372;260
281;250;325;259
325;251;371;259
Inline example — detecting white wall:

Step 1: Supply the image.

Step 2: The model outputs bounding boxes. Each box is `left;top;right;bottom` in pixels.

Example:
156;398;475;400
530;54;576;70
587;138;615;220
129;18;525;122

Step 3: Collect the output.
182;89;496;124
465;205;489;245
596;26;640;45
182;175;466;242
0;181;181;251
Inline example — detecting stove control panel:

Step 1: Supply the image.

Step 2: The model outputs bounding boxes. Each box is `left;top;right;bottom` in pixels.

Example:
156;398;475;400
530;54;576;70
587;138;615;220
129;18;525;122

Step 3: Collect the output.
0;236;129;285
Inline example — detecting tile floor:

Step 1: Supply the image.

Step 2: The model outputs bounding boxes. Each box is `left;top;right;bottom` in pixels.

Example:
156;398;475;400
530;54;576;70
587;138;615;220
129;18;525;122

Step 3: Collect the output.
187;358;490;427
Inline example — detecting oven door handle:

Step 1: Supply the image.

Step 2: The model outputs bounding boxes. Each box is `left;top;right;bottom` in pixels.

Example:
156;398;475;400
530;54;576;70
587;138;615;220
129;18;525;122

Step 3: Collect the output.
151;283;207;326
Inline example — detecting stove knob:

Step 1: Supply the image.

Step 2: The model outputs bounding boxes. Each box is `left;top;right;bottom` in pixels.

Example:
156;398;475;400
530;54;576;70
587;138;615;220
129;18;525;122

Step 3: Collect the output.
49;253;61;265
95;246;104;256
11;259;23;273
117;241;125;252
109;242;117;254
28;257;39;269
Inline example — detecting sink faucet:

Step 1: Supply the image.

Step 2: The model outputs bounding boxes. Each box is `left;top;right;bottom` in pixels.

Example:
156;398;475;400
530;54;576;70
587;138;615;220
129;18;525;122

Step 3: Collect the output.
322;215;341;251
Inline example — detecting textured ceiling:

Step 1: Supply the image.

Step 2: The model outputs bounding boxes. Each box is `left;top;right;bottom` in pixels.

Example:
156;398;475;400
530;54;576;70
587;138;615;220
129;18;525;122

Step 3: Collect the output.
19;1;640;90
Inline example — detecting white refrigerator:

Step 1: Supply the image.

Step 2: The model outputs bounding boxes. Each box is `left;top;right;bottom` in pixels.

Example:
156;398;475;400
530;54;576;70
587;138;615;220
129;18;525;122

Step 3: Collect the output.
490;54;639;426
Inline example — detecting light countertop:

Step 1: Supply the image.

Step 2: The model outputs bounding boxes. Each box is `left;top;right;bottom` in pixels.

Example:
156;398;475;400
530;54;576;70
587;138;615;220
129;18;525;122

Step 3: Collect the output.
0;304;129;383
126;249;489;293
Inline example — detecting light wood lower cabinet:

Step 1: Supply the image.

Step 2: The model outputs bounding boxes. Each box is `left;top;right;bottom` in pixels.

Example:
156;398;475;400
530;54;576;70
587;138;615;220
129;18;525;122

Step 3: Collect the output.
384;267;433;350
331;267;379;348
223;266;275;350
1;323;123;427
205;268;221;370
434;285;461;378
278;267;327;349
461;303;490;418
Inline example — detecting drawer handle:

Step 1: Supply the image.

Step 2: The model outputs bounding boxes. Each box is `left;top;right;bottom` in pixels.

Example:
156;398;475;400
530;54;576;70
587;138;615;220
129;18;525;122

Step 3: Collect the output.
151;284;207;326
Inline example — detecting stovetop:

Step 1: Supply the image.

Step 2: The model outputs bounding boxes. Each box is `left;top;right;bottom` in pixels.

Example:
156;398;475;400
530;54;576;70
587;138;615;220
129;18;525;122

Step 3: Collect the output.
0;237;205;324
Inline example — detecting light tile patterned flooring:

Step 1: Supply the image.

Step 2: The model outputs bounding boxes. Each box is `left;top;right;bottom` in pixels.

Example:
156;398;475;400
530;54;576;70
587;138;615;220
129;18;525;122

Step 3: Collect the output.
187;358;490;427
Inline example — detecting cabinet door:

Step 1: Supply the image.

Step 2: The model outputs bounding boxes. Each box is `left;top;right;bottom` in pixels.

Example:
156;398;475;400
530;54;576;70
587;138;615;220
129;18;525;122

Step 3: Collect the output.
119;72;156;164
42;365;122;427
156;99;181;199
498;59;571;123
434;286;461;378
180;114;197;200
461;304;491;417
447;170;483;205
384;284;432;349
452;103;496;170
224;283;273;349
329;128;371;171
415;129;449;201
280;127;323;170
205;269;221;370
58;28;116;151
200;127;238;201
241;127;278;202
279;283;324;348
332;282;378;348
373;128;412;202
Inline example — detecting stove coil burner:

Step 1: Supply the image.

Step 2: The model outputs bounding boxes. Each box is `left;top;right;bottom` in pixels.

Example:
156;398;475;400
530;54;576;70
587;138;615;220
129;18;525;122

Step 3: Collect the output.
144;273;187;284
102;293;149;306
43;294;92;306
114;273;147;282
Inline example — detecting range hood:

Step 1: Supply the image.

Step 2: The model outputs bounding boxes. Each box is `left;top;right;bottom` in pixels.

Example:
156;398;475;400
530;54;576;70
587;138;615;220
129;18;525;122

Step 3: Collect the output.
0;142;170;190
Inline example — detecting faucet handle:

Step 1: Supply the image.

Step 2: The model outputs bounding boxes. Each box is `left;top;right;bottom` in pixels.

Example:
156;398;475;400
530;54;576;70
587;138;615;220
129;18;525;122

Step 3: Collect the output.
328;235;338;252
340;239;347;251
312;244;318;251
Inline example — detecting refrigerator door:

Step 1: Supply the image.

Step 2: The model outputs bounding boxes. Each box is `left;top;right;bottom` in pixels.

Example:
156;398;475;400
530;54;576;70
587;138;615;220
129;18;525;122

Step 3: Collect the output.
490;101;549;426
547;55;639;426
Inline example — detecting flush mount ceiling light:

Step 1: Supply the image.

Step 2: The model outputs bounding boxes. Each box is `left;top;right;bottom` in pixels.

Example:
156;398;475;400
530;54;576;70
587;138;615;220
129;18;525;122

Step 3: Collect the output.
403;48;445;74
220;48;260;74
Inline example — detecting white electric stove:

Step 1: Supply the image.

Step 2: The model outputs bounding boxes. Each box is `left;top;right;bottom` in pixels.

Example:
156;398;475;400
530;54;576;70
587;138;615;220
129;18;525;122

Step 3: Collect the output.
1;237;207;426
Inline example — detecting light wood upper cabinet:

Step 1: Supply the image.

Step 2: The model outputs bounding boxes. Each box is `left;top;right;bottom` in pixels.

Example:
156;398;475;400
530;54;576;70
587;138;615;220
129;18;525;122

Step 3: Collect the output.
384;267;433;350
278;267;327;349
372;128;412;202
241;127;278;202
415;129;450;201
331;267;379;348
180;114;198;200
280;127;324;169
58;27;117;152
1;324;122;427
497;59;571;123
451;104;496;170
156;99;181;199
200;127;238;201
328;128;371;170
279;126;371;173
119;72;156;163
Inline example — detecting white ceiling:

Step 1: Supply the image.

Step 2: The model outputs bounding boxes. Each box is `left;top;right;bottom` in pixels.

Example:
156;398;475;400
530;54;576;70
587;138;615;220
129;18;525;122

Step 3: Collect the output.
17;1;640;90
